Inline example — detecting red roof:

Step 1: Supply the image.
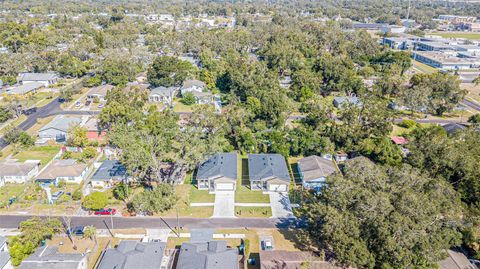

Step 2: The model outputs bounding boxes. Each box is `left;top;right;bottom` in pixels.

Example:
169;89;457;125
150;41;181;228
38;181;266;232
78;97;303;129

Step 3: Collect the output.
391;136;408;145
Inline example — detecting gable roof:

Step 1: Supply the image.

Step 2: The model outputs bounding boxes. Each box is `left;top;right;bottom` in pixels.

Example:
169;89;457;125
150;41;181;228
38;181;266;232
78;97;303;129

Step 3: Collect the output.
438;250;475;269
248;154;290;183
0;252;10;269
91;160;128;182
0;162;37;177
333;96;361;106
181;79;206;90
197;153;237;181
36;159;87;180
442;123;467;135
149;86;177;97
19;246;85;269
177;241;238;269
88;84;114;96
39;116;82;133
297;156;336;182
97;241;166;269
6;82;44;95
191;91;212;98
18;73;58;81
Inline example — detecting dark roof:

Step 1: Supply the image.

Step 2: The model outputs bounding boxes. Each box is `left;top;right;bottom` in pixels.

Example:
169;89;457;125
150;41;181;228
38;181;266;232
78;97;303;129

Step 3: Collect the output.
259;251;338;269
442;123;467;135
18;73;58;81
97;241;166;269
177;241;238;269
297;156;336;182
190;229;214;243
196;153;237;182
248;154;290;183
91;160;128;182
0;252;10;269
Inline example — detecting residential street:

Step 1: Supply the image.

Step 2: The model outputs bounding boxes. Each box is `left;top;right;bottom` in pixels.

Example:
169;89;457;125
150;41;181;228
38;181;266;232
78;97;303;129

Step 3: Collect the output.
0;215;301;229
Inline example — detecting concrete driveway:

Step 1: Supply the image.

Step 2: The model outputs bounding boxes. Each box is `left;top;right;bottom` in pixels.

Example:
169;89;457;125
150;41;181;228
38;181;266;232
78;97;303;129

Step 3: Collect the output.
212;191;235;218
269;192;295;219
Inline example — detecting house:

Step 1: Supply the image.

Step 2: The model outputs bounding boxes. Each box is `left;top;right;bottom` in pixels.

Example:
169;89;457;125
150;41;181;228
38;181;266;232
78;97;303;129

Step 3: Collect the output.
438;250;476;269
180;79;206;95
412;51;480;70
297;156;337;191
177;241;238;269
38;115;83;142
333;96;361;108
0;161;40;185
19;246;87;269
391;136;408;145
334;152;348;162
86;84;114;102
83;117;106;142
196;153;237;192
96;241;166;269
35;159;88;185
148;86;177;105
191;91;214;105
0;236;13;269
90;160;128;188
248;154;291;192
5;82;44;96
17;73;58;87
259;250;338;269
442;123;467;135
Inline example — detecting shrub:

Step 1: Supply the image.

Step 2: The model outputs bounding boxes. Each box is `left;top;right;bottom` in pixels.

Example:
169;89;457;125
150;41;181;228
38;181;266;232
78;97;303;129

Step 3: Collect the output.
82;192;108;211
399;119;417;129
72;189;82;201
181;92;196;105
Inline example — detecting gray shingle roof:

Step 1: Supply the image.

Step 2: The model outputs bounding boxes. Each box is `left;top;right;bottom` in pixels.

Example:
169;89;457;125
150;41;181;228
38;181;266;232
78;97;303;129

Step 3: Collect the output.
97;241;166;269
181;79;206;90
39;116;82;133
297;156;336;182
6;82;44;95
0;236;6;247
248;154;290;183
19;246;85;269
149;86;177;97
0;252;11;269
442;123;467;135
196;153;237;182
177;241;238;269
0;162;37;177
18;73;58;81
91;160;128;182
35;159;87;180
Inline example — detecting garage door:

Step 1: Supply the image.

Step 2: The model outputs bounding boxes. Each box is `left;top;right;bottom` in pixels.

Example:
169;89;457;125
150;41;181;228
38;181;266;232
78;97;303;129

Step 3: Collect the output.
269;184;287;192
216;183;234;191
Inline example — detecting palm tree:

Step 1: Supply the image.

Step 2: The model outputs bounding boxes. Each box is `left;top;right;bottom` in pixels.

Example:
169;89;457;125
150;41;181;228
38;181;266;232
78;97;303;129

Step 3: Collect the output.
83;226;97;246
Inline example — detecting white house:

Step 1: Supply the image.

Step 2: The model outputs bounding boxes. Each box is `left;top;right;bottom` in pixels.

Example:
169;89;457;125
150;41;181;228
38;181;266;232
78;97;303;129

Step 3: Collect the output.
148;86;177;105
0;236;13;269
38;115;83;142
0;161;40;185
180;79;206;95
35;159;88;185
17;73;58;87
19;246;87;269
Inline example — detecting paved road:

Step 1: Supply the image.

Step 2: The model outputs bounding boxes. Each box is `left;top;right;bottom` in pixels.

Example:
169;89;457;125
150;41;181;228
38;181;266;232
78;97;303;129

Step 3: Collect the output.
463;99;480;112
0;215;301;229
0;98;99;150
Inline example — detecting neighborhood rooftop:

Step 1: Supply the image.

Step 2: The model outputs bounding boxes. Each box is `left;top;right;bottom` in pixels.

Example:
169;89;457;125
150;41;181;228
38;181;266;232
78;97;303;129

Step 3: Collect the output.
177;241;238;269
18;72;58;81
38;116;82;133
91;160;128;182
36;159;87;179
96;241;166;269
19;246;85;269
297;156;337;182
197;153;237;181
0;161;38;176
248;154;290;183
6;82;44;95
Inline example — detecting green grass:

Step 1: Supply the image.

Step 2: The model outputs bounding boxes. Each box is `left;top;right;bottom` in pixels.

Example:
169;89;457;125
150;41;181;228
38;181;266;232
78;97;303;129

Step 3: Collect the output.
431;32;480;40
172;101;194;113
235;206;272;217
412;60;437;74
189;187;215;203
13;145;61;166
0;115;27;136
0;184;28;205
235;156;270;203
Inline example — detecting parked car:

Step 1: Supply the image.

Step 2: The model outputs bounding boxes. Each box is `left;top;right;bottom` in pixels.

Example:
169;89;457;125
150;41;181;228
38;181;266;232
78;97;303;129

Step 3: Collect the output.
98;103;105;108
51;191;64;201
94;208;116;215
66;226;85;236
75;101;81;107
261;238;273;251
85;101;91;106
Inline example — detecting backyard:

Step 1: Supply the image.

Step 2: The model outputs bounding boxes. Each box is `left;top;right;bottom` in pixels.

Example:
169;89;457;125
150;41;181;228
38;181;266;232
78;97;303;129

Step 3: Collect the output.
13;145;61;166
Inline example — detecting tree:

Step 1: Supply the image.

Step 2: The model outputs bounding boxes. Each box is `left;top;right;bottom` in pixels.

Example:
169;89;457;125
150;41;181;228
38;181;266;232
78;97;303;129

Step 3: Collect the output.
298;157;462;268
468;114;480;124
83;226;97;244
0;106;13;123
130;184;177;214
9;217;62;266
181;92;196;105
82;192;108;211
3;125;22;145
358;137;403;166
17;132;35;148
81;147;96;160
408;73;466;116
113;183;132;201
67;125;88;147
57;54;88;78
147;56;193;87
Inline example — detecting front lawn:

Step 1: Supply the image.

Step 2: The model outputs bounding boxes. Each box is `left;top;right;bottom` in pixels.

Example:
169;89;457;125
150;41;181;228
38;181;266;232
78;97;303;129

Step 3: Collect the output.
13;145;61;166
172;101;194;113
190;187;215;203
0;184;29;206
235;206;272;218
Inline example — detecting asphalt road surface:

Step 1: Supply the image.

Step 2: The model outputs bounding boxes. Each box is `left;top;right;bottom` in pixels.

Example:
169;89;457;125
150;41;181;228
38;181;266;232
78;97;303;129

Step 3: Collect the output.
0;215;301;230
0;97;98;150
463;99;480;112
